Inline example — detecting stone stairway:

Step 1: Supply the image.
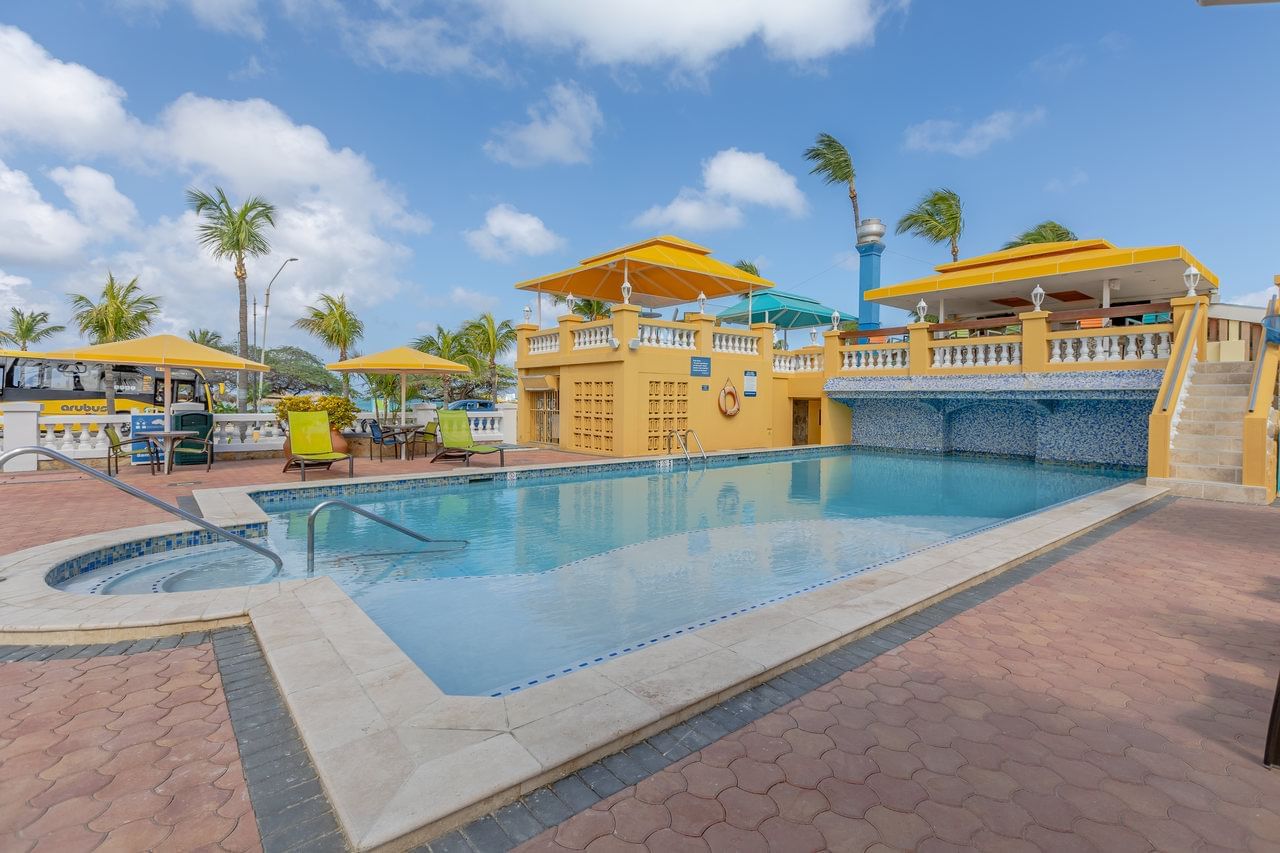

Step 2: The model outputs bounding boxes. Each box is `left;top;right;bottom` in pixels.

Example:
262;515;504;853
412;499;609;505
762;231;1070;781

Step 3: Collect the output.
1150;360;1270;503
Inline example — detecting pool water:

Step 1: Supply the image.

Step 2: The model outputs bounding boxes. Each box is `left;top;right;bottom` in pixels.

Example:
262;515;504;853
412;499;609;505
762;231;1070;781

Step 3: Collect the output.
59;451;1134;695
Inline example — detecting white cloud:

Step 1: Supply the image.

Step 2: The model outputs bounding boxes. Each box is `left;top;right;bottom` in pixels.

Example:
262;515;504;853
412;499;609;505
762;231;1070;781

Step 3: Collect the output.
424;286;500;314
0;160;92;264
112;0;265;39
904;107;1046;157
1031;44;1084;78
484;82;603;167
465;204;565;261
49;166;139;235
0;270;52;316
1045;169;1088;193
354;16;497;77
635;149;806;232
230;55;267;81
480;0;894;71
1232;288;1279;309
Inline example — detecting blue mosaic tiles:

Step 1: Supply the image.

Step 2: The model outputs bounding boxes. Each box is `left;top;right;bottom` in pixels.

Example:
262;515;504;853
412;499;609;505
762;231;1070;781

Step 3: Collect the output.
46;522;268;587
826;371;1160;467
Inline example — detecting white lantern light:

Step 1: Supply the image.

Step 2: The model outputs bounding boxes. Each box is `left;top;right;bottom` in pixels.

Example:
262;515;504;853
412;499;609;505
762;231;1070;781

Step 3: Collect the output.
697;291;707;314
809;328;818;345
522;305;532;322
831;310;841;330
1183;266;1202;297
621;279;632;305
915;298;928;323
1031;284;1046;311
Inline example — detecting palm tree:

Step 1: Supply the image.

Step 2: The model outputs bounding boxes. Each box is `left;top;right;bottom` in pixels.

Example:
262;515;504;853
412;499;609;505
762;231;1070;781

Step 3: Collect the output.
463;313;517;403
896;188;965;262
186;186;277;412
733;260;761;277
1002;220;1078;250
294;293;364;397
803;133;861;232
187;328;226;349
552;296;612;321
68;273;160;414
0;308;65;351
412;324;473;404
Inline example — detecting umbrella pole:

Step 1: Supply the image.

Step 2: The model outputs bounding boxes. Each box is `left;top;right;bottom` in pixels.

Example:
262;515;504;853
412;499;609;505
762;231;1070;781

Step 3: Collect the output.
164;366;172;432
400;372;407;461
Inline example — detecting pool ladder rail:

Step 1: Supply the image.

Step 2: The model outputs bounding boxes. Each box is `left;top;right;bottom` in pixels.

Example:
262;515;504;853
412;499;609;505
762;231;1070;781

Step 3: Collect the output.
0;446;284;574
666;429;707;466
306;499;468;571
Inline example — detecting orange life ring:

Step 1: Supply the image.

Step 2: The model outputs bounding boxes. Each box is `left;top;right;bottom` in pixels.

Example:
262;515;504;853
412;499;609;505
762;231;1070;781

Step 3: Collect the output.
718;380;740;417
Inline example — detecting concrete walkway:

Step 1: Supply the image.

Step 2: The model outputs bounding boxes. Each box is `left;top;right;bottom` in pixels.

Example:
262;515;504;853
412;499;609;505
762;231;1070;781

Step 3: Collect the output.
508;498;1280;852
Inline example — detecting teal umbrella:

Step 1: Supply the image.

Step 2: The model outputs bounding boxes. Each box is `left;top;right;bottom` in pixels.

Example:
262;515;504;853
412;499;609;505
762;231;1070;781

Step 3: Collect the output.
717;289;854;329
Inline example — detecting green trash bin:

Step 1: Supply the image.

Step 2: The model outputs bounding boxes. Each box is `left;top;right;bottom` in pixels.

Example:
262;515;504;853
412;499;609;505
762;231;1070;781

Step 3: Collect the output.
172;410;213;466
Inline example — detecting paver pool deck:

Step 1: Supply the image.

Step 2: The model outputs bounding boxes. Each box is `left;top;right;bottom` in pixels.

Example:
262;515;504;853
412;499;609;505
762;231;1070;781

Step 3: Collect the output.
0;457;1277;850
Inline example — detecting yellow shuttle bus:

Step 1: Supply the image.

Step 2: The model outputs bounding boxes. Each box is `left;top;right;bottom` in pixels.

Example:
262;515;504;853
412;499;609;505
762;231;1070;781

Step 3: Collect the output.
0;356;213;416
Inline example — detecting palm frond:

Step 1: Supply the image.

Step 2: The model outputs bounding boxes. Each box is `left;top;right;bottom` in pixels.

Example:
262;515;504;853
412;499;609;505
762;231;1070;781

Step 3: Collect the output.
1001;220;1077;250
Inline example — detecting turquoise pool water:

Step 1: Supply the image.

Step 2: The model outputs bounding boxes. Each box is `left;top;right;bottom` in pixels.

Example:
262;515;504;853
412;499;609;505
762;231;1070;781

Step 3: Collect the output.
58;451;1134;695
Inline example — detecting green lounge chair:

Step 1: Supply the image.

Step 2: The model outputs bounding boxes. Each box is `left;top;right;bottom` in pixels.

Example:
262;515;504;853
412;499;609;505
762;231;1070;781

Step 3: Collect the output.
431;410;505;467
283;411;353;481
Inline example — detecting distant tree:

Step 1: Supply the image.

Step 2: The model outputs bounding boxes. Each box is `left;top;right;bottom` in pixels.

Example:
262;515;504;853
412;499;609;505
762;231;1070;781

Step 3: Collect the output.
294;293;364;397
733;260;761;277
552;295;612;321
412;325;473;404
0;308;64;350
1002;220;1078;249
186;186;277;412
462;313;517;403
261;346;342;396
896;188;965;262
186;328;228;349
804;132;861;232
68;273;160;413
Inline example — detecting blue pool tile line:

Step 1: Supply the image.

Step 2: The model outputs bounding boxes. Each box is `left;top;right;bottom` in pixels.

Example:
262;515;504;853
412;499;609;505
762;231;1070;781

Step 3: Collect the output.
46;523;268;588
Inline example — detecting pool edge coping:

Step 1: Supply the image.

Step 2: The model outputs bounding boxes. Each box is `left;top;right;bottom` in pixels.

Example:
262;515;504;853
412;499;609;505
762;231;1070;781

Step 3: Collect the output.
0;468;1168;850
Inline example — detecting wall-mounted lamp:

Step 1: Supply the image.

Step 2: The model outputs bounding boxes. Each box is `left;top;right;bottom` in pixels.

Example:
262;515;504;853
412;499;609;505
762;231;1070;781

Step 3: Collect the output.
522;305;532;322
809;329;818;345
610;337;620;350
697;291;707;314
831;310;841;330
1031;284;1046;311
621;280;632;305
1183;266;1202;297
915;298;928;323
628;338;640;351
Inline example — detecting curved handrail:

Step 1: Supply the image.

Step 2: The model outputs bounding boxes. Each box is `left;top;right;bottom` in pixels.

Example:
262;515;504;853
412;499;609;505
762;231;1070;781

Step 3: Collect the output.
0;445;283;573
1160;301;1203;412
306;498;467;570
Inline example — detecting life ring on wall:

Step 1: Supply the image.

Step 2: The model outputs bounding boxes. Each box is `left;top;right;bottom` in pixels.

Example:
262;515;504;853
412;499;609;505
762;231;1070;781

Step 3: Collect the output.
718;380;741;417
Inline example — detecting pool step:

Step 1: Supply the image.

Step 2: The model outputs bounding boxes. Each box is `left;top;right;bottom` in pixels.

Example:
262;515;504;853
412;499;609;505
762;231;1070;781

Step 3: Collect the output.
1161;359;1257;499
1170;446;1244;468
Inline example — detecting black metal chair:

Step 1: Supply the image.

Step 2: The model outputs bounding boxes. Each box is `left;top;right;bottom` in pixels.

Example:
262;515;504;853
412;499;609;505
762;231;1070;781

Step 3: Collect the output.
368;420;410;461
103;425;158;477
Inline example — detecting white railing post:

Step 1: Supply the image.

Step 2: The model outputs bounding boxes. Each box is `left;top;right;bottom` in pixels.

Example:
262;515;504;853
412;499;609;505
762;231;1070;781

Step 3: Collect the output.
497;403;518;444
1;402;41;472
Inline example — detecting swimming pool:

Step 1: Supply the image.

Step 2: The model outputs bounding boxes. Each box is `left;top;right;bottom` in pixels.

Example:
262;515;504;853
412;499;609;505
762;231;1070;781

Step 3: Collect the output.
58;450;1134;695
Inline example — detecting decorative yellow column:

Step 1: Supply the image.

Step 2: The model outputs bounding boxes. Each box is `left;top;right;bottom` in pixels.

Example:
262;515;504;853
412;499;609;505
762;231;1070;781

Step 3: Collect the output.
907;321;931;375
1169;295;1209;361
1018;310;1051;373
514;321;539;443
823;328;843;375
556;313;583;355
684;312;718;355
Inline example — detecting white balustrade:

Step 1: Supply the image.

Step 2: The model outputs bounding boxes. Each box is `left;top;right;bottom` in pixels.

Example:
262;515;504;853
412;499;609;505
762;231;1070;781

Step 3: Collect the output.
36;415;130;457
773;352;824;373
527;332;560;355
1048;331;1171;365
572;324;615;350
636;323;697;349
931;341;1022;369
211;413;285;450
712;331;760;355
839;346;908;371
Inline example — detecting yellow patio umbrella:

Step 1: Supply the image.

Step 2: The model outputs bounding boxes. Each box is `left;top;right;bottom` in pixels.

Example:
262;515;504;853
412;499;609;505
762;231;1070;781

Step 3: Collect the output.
328;347;470;458
42;334;269;429
514;235;773;321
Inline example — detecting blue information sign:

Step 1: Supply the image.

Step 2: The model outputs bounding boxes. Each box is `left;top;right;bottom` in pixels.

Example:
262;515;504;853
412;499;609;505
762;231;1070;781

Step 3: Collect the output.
690;356;711;377
130;413;165;465
743;370;758;397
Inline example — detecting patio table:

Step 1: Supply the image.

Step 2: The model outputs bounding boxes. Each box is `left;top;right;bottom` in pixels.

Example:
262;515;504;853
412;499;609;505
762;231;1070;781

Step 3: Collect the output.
136;430;198;475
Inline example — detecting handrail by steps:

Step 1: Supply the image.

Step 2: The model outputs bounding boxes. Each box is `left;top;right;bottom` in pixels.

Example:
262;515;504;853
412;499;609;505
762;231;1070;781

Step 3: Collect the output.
665;429;707;466
0;445;283;573
306;498;467;571
1160;301;1203;413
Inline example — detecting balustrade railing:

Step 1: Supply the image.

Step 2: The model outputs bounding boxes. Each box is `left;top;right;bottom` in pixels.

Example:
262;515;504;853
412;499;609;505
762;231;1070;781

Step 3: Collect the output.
37;415;130;456
712;331;760;355
930;339;1022;369
636;322;697;349
773;352;823;373
527;331;560;355
840;343;908;371
572;324;614;350
1047;327;1172;365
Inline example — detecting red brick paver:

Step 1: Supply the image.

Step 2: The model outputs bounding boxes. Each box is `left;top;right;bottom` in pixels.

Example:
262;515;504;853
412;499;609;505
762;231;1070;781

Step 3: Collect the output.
0;448;593;555
0;642;261;852
517;499;1280;852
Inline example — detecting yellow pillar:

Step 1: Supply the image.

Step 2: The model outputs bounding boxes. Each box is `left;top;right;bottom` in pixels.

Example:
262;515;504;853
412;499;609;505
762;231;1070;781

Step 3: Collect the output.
1170;295;1209;361
556;313;583;355
820;328;852;445
1018;310;1050;373
907;321;931;374
609;303;641;349
684;312;718;356
823;328;843;374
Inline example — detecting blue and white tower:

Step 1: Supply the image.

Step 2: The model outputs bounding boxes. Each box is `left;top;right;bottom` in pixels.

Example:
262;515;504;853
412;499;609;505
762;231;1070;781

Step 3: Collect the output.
855;218;886;331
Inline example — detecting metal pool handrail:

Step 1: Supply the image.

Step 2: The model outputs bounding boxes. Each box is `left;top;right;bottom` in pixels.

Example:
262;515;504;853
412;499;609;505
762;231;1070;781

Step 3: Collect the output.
1160;300;1203;413
665;429;707;466
0;445;283;574
306;498;468;570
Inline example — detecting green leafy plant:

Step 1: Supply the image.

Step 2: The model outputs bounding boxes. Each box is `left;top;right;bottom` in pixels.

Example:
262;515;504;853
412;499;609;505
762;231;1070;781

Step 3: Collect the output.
274;394;359;430
896;188;965;261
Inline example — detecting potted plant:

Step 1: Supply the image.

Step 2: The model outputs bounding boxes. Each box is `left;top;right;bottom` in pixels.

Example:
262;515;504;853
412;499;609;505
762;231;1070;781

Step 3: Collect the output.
275;395;360;454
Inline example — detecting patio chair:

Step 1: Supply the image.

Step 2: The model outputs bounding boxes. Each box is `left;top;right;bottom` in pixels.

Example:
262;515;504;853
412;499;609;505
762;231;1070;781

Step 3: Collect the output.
104;425;159;477
170;411;215;472
430;410;505;467
368;419;412;462
282;411;354;481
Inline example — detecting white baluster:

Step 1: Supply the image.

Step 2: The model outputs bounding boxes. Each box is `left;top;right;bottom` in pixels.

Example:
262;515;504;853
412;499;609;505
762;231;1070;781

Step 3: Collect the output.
1141;333;1154;360
1049;339;1062;363
1010;343;1022;365
1156;332;1171;359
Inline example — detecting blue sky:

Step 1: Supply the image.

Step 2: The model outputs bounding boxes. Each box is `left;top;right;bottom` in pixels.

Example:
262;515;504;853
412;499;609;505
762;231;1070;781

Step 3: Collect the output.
1;1;1278;356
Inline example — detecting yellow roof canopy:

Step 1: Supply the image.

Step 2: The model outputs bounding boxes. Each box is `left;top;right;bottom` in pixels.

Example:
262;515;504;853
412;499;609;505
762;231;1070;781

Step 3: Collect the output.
42;334;268;370
867;239;1219;317
514;235;773;308
327;347;469;375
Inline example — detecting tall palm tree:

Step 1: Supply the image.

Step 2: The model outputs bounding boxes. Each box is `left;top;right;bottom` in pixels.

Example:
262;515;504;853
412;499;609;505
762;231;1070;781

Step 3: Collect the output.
294;293;364;397
186;186;277;412
896;188;965;262
186;328;226;349
552;296;612;321
68;273;160;414
0;308;65;351
733;260;761;277
1002;220;1078;249
463;313;517;403
803;133;861;232
412;324;473;404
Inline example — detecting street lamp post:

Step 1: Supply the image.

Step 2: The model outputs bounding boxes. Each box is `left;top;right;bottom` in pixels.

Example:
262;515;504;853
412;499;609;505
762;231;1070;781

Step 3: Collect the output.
256;257;298;412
